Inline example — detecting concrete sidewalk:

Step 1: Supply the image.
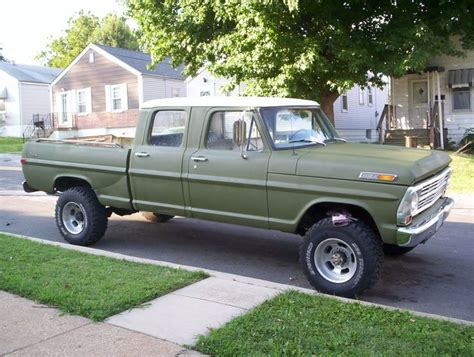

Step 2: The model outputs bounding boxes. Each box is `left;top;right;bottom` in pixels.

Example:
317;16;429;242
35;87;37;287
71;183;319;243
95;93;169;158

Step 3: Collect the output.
0;291;203;357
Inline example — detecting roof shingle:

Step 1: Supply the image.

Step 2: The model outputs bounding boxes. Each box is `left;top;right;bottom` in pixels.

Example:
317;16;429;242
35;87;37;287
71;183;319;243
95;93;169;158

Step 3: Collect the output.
0;62;61;84
95;44;184;80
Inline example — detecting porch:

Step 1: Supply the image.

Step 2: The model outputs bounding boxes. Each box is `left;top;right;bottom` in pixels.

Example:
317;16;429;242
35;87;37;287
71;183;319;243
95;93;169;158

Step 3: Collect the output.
377;66;448;149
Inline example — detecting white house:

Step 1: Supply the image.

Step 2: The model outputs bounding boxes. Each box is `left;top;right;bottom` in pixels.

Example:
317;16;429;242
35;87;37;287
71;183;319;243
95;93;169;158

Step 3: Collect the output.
0;62;60;137
333;83;388;142
390;49;474;146
187;70;388;143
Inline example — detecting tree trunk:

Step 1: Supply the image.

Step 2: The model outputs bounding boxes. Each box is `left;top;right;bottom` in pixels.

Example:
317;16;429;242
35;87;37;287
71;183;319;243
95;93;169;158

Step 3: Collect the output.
319;91;340;125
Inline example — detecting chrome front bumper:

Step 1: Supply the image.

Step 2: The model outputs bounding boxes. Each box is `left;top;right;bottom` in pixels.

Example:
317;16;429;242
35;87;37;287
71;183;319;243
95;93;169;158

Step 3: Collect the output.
396;197;454;247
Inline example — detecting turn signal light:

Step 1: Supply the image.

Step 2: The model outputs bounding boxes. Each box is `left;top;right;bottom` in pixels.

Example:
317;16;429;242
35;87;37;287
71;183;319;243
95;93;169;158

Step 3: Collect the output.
359;172;398;182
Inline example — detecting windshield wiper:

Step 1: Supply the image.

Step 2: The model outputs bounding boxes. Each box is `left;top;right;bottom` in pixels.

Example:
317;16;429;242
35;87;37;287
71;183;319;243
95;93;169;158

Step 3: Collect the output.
288;139;326;146
324;138;347;143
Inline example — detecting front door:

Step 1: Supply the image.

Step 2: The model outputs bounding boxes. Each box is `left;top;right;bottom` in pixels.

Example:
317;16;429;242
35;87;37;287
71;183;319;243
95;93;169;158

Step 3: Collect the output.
186;109;270;228
410;80;429;128
129;109;189;216
60;93;71;127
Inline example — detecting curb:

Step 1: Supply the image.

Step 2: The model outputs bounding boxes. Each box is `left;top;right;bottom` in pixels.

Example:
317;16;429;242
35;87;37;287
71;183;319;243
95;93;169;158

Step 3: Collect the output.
2;231;473;327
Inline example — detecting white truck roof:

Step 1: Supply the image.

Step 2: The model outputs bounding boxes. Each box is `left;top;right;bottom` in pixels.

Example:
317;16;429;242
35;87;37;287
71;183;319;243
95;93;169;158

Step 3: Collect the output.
142;96;320;109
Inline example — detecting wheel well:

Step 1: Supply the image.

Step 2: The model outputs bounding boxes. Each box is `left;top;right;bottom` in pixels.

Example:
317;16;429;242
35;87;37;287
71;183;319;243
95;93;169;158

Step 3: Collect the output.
296;202;380;238
54;177;91;192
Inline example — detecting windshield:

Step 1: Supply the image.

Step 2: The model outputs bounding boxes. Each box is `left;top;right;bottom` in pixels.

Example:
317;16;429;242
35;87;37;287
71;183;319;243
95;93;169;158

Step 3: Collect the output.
259;107;342;149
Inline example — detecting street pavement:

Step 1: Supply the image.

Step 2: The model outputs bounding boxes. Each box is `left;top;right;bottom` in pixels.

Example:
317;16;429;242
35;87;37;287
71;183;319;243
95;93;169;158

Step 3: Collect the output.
1;153;473;321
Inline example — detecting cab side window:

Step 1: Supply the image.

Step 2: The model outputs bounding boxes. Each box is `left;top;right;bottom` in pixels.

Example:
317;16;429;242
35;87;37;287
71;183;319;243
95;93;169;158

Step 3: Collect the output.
206;111;264;151
149;111;186;147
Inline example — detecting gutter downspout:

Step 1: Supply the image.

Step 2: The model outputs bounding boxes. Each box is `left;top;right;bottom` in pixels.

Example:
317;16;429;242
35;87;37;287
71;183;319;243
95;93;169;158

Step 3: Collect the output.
436;71;444;149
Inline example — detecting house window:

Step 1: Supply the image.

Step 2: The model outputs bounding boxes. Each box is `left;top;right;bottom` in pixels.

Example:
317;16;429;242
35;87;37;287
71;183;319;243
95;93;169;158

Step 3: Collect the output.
452;88;471;111
76;88;91;115
61;93;68;122
112;86;122;110
341;92;348;112
367;87;374;106
89;52;95;63
171;88;180;97
359;87;364;105
105;84;127;112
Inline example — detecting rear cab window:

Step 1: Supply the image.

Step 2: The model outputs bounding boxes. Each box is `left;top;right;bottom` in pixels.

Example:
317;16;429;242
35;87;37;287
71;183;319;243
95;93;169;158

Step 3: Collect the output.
149;110;187;147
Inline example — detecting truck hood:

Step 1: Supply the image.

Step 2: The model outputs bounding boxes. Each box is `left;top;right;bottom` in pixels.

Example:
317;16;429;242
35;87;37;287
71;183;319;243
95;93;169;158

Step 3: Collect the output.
293;143;451;186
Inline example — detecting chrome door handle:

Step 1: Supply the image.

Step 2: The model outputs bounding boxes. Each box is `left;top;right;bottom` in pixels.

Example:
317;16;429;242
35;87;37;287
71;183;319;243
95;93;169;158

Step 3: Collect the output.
191;156;208;162
135;152;150;158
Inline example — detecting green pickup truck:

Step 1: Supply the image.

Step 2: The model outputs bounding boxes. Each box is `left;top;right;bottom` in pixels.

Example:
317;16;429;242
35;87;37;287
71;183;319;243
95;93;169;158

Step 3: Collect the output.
21;97;453;297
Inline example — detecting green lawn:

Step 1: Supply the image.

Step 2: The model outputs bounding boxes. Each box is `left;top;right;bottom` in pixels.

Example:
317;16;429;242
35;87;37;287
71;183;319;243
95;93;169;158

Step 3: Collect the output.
196;290;474;356
449;153;474;192
0;234;207;321
0;137;23;153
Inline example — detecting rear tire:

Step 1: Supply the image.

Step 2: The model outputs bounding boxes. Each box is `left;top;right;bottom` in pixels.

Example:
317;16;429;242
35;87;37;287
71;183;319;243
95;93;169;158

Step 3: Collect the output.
142;212;174;223
383;244;415;256
55;187;108;246
300;218;383;297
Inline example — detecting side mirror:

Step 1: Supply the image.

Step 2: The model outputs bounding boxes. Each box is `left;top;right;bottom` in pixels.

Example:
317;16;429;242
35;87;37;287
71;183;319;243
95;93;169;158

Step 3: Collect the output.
232;119;247;146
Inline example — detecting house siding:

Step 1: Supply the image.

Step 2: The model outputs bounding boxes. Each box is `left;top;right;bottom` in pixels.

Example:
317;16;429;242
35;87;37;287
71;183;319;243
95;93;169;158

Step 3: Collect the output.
334;84;388;142
142;76;187;102
52;48;139;130
0;71;21;136
19;83;51;125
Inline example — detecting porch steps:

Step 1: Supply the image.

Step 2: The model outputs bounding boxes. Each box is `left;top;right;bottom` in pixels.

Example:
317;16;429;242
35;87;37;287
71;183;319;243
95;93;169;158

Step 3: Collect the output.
384;129;430;147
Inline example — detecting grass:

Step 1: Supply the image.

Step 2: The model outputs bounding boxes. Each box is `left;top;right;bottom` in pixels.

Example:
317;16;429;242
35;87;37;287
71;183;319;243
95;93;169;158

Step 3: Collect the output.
196;290;474;356
0;137;23;153
0;234;207;321
449;152;474;192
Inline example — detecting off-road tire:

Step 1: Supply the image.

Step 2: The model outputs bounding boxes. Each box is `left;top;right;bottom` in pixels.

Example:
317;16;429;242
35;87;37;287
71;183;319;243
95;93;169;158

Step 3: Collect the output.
142;212;174;223
55;186;108;246
300;218;383;298
383;244;415;256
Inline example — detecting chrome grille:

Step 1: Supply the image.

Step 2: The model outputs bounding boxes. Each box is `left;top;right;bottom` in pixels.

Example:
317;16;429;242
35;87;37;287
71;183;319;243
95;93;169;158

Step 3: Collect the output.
413;167;451;216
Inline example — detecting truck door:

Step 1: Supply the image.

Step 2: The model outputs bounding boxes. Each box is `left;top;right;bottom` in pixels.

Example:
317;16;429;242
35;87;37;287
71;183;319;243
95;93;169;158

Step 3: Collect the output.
129;108;189;216
186;109;270;229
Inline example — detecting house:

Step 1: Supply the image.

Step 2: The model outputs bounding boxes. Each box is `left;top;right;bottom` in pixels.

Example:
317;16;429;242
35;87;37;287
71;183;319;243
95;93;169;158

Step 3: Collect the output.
186;69;246;97
187;70;388;143
333;83;388;142
50;44;186;138
388;49;474;147
0;62;60;137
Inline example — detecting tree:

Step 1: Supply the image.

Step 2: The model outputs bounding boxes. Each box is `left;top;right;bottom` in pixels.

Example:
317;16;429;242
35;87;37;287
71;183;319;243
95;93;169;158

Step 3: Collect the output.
36;11;140;68
127;0;473;122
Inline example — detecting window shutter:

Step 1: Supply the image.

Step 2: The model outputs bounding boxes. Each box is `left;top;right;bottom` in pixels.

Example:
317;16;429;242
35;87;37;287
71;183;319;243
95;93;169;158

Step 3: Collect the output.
105;85;111;112
86;87;92;113
68;90;76;115
121;83;128;110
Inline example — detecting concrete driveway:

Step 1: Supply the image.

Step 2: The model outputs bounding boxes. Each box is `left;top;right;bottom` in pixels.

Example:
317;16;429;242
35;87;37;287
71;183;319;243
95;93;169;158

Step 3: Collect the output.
1;153;473;321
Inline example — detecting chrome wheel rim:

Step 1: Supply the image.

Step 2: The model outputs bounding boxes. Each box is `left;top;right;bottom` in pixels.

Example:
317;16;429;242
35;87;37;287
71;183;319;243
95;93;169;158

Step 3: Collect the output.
62;202;86;235
314;238;357;283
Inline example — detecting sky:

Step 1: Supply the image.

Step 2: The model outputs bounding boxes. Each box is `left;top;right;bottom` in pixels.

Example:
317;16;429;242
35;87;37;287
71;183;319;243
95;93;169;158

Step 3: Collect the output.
0;0;127;66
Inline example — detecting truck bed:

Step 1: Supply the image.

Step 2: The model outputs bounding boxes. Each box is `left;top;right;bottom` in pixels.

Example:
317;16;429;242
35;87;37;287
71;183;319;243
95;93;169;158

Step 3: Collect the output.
22;139;133;210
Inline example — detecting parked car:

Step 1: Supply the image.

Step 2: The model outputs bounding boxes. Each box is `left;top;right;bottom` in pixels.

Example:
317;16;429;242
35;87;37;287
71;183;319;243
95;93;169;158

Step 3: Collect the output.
21;97;453;297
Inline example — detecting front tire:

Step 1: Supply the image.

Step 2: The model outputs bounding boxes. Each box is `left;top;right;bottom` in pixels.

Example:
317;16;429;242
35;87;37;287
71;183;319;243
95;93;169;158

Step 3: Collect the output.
55;187;108;246
301;218;383;297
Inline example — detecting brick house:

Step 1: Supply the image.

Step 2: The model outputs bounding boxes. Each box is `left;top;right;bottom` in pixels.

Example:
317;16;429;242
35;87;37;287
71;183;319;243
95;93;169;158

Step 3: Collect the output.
50;44;186;138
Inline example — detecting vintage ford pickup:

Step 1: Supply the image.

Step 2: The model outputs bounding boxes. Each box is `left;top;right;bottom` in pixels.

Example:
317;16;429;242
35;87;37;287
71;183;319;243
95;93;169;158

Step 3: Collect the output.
21;97;453;297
